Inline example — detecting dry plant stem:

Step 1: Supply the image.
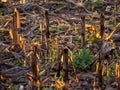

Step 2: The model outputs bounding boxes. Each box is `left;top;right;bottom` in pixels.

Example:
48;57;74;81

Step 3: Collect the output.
13;11;18;44
30;45;41;90
115;63;120;89
45;10;50;39
106;61;109;84
57;49;62;77
98;58;103;90
40;23;43;44
100;13;104;41
116;0;120;12
81;16;85;48
45;10;50;58
62;48;69;90
98;12;105;90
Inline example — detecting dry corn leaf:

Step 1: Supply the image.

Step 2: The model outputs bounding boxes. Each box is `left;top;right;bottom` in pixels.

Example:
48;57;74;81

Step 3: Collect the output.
56;79;65;89
105;29;116;40
105;23;120;40
26;74;34;82
4;19;12;27
75;76;79;83
86;24;96;32
9;28;13;39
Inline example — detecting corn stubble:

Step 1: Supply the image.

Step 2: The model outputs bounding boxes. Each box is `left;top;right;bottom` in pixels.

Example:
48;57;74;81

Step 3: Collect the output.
2;1;120;90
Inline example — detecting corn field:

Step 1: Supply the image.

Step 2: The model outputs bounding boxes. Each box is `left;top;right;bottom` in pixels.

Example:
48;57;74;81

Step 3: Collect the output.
0;0;120;90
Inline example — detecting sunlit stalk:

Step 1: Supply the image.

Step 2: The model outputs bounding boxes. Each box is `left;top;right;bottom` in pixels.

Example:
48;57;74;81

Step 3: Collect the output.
93;78;96;90
10;8;21;44
102;64;104;76
29;45;41;90
40;23;43;44
106;61;109;83
96;62;99;74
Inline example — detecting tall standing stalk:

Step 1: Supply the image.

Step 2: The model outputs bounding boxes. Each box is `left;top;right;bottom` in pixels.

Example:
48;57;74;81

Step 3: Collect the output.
45;10;50;39
98;12;105;90
9;8;21;44
57;48;62;77
62;48;69;90
45;10;50;58
13;8;19;44
81;16;85;48
29;45;41;90
100;13;104;42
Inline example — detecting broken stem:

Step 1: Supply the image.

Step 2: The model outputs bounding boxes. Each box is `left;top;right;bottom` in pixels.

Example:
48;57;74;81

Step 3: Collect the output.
62;48;69;90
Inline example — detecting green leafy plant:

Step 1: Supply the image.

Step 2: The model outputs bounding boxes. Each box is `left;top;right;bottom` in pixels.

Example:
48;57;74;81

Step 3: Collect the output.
73;48;93;71
91;36;100;44
50;26;58;33
86;0;106;11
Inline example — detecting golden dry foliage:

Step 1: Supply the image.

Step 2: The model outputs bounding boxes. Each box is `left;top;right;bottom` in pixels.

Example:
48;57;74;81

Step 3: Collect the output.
20;0;27;4
51;79;65;90
9;8;21;43
115;63;120;87
105;23;120;40
75;76;79;83
115;63;119;78
27;57;41;88
29;46;41;88
86;24;96;32
4;19;11;27
0;75;11;89
96;61;109;81
9;28;13;40
19;35;26;51
1;0;7;3
33;64;40;87
85;22;120;41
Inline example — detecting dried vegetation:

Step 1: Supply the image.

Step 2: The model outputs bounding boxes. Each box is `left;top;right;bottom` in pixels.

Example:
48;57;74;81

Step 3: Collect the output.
0;0;120;90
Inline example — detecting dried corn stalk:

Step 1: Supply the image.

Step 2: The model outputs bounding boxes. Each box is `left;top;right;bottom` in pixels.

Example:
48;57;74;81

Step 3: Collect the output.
28;45;41;90
9;8;21;44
